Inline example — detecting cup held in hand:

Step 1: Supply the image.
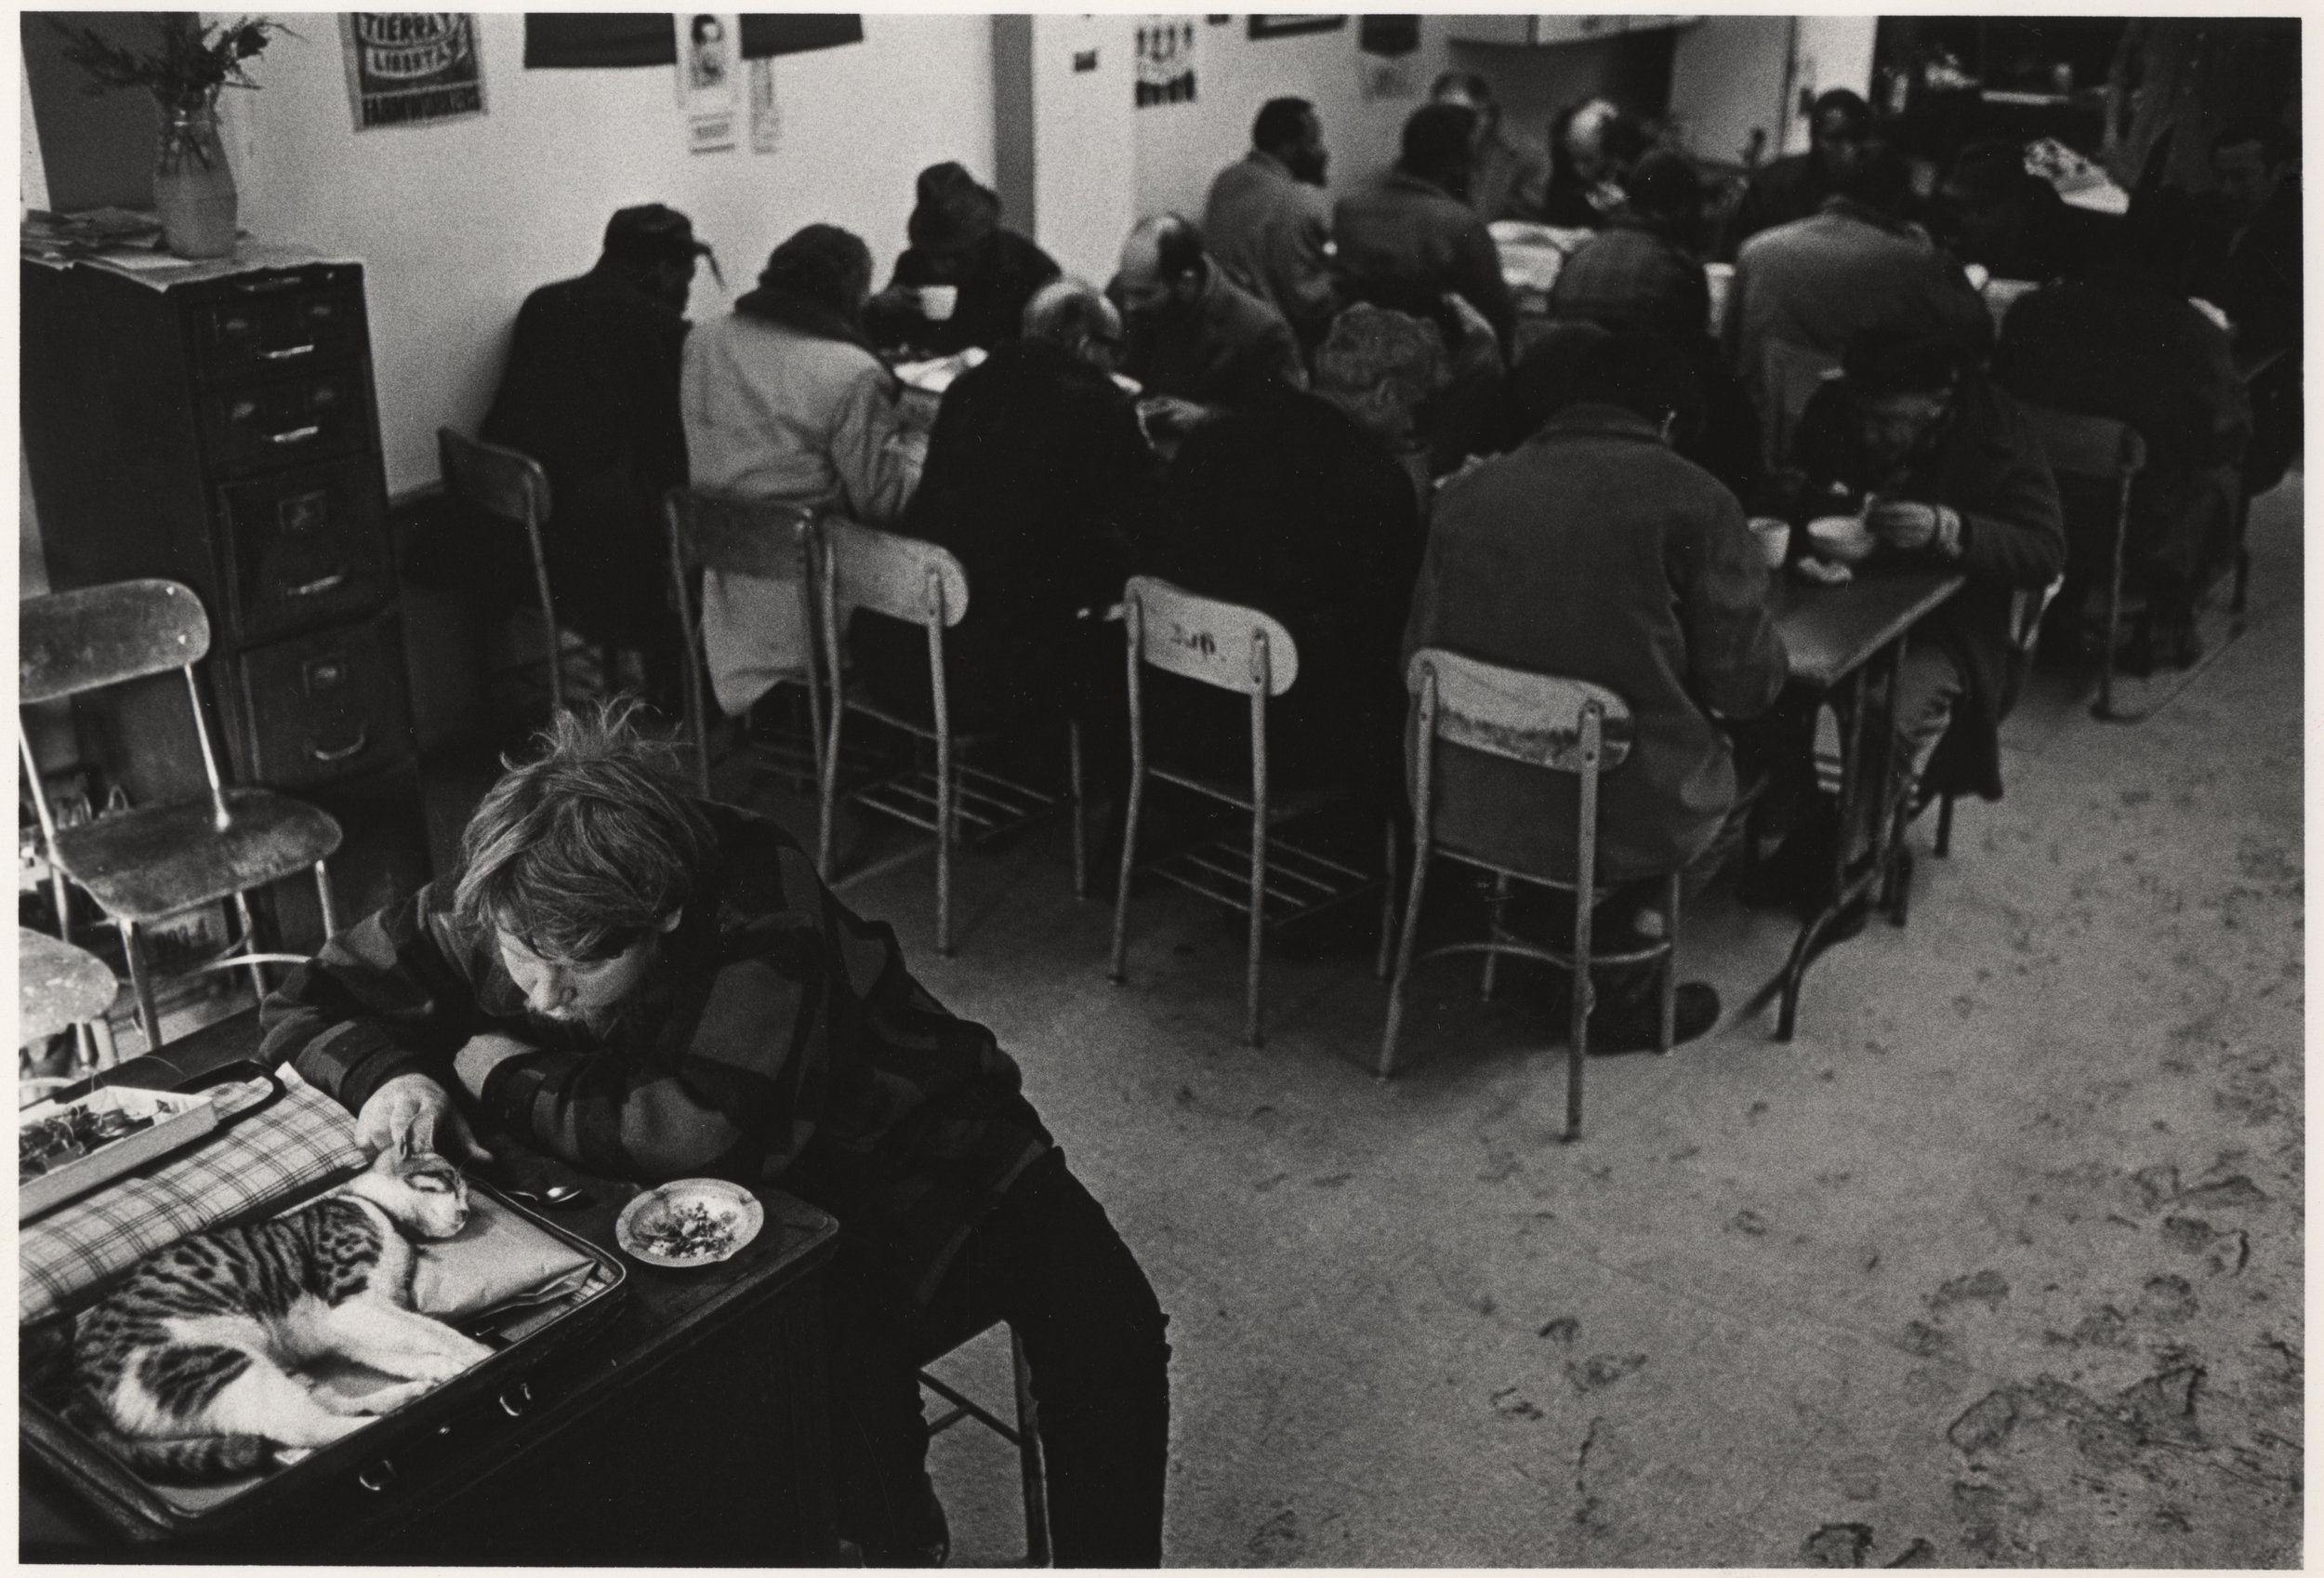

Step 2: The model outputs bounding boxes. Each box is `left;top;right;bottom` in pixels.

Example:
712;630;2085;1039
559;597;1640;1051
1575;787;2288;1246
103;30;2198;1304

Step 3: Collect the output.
1806;514;1878;565
918;285;959;322
1747;517;1790;570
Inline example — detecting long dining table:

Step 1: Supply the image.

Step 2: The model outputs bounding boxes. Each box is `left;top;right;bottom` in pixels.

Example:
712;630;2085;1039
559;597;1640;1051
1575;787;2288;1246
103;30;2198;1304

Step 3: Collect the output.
1755;564;1965;1040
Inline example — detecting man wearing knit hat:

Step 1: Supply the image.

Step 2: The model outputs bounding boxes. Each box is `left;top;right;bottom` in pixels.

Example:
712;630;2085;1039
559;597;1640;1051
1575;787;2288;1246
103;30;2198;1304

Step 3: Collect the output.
865;161;1060;357
469;203;716;709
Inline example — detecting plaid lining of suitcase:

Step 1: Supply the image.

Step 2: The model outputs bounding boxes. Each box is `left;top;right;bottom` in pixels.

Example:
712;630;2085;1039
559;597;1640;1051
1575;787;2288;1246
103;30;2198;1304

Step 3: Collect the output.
20;1074;367;1326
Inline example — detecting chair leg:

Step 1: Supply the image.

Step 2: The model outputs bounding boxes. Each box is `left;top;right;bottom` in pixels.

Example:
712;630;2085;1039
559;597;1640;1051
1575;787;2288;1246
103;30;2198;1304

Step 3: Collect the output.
118;919;162;1056
1010;1329;1051;1568
1657;871;1681;1055
1069;720;1089;902
1244;811;1268;1049
314;861;340;939
1566;887;1591;1144
231;890;270;1003
817;705;845;878
1480;873;1511;1001
1934;793;1954;859
1374;818;1398;982
1108;767;1144;985
934;739;956;958
1378;841;1433;1080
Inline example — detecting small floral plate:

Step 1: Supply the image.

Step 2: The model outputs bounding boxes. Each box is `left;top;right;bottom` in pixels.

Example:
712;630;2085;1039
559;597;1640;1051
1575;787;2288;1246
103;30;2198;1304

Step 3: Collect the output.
614;1178;765;1268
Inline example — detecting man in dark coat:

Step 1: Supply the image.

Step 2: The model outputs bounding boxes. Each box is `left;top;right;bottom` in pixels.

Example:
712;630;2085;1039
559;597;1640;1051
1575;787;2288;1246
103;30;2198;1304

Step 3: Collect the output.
1403;333;1787;1044
1333;103;1518;350
1790;329;2065;836
1203;97;1338;347
865;162;1062;358
2202;118;2302;498
477;203;706;704
1721;89;1878;259
1133;304;1437;817
1934;140;2113;285
852;280;1155;737
1111;214;1305;435
1995;194;2249;668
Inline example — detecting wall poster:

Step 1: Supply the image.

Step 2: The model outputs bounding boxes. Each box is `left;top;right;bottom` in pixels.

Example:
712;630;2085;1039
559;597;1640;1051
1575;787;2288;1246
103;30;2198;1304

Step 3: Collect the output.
1135;20;1196;108
679;12;738;153
340;14;486;130
1247;16;1346;40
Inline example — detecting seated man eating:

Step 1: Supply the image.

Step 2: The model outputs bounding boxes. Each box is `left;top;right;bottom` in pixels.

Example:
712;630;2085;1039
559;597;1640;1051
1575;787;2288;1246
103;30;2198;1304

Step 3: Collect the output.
259;705;1169;1567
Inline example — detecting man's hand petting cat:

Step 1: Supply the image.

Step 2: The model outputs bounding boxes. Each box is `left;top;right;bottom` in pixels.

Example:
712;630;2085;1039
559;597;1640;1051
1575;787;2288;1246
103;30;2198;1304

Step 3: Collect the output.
356;1072;495;1165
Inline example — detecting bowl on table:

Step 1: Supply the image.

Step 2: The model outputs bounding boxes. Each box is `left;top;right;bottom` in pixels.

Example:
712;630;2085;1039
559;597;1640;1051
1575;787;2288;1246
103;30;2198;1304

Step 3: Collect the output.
1805;513;1878;565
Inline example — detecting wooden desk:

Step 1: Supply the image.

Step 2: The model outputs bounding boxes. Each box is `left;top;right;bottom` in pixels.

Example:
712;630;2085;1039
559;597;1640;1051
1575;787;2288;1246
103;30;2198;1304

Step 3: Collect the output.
20;1014;842;1565
1757;567;1964;1040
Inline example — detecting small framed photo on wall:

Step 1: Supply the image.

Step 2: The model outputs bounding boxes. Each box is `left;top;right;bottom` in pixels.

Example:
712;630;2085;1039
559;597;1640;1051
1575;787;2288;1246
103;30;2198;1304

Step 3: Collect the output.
1248;16;1346;40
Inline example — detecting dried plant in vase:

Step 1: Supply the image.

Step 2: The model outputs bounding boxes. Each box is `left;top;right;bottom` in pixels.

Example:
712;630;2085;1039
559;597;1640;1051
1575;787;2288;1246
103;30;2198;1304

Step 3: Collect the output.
48;15;292;259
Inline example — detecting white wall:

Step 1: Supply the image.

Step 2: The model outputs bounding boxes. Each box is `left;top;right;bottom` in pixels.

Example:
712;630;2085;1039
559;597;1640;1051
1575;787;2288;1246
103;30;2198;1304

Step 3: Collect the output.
1668;15;1798;168
1028;14;1140;285
221;12;996;496
1783;16;1879;154
1132;17;1455;227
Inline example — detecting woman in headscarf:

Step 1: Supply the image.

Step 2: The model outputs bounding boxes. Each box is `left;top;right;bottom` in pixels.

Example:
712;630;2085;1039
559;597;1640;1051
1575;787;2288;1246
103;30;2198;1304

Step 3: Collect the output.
683;224;920;718
865;161;1062;357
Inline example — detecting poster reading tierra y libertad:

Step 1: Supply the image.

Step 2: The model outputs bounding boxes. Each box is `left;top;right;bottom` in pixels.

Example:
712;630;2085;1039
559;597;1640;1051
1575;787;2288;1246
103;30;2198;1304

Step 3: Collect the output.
341;14;486;131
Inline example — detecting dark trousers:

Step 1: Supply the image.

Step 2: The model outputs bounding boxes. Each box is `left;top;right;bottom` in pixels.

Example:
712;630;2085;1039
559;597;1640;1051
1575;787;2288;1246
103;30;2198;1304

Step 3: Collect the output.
824;1151;1171;1566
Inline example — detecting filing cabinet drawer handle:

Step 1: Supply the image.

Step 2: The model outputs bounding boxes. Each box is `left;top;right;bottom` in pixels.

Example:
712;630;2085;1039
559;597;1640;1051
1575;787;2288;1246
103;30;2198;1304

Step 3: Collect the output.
285;571;349;599
310;726;370;764
232;275;306;295
357;1459;398;1493
264;425;324;446
257;343;318;361
498;1382;534;1418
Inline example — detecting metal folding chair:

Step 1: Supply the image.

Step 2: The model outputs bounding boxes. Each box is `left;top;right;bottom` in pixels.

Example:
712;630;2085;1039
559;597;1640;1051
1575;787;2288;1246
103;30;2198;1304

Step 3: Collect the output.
1107;577;1397;1048
2018;403;2146;722
17;580;343;1056
1380;651;1680;1139
917;1322;1050;1567
816;519;1085;956
1918;573;2066;882
664;490;827;802
439;428;611;720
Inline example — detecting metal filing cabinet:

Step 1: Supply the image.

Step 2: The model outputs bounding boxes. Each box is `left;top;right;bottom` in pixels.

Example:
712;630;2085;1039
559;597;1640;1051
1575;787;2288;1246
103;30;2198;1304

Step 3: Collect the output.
20;256;428;951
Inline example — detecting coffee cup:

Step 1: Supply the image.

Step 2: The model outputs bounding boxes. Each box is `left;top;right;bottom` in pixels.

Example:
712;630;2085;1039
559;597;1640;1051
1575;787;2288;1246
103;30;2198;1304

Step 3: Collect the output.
918;285;959;322
1748;517;1790;570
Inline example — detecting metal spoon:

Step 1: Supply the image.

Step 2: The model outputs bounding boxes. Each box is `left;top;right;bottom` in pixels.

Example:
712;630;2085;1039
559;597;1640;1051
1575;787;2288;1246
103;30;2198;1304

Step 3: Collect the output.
505;1185;592;1211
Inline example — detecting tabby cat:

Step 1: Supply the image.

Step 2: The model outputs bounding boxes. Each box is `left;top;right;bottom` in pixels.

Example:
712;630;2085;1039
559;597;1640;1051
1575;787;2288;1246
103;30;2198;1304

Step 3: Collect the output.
68;1143;495;1480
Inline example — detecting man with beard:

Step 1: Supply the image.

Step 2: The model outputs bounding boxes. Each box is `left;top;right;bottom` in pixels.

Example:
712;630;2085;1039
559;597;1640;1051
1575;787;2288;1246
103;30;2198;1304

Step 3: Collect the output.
864;161;1061;358
1204;97;1338;348
470;204;709;709
1334;102;1517;351
1112;214;1305;442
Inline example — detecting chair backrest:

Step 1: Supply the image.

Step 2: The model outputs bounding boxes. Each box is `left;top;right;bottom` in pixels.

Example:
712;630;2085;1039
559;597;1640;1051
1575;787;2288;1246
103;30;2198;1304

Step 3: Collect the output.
20;580;212;705
2011;575;2067;656
1761;338;1842;464
1120;576;1300;697
825;518;970;629
439;427;552;526
2019;402;2146;483
665;490;817;581
1406;649;1633;773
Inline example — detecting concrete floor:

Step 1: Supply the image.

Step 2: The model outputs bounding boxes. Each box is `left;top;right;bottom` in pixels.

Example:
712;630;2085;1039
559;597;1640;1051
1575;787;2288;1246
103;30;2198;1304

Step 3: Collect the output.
733;478;2304;1568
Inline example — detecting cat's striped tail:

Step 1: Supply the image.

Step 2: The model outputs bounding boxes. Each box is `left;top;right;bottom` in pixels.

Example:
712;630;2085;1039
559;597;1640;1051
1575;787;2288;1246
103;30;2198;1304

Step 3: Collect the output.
63;1396;271;1482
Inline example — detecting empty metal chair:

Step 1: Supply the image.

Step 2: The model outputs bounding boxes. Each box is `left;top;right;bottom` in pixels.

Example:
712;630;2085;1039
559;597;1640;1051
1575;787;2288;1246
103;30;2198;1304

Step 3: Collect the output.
18;580;343;1053
2018;403;2146;721
816;519;1084;956
1916;572;2067;882
1108;576;1396;1048
1380;651;1680;1139
438;427;603;719
664;490;826;800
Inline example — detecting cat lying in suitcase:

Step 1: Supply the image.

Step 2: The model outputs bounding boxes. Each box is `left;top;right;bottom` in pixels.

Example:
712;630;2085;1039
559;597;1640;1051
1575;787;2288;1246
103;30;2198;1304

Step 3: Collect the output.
65;1141;495;1480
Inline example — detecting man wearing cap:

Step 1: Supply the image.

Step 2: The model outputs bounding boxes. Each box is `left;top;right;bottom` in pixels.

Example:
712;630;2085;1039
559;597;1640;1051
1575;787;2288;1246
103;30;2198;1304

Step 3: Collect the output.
865;162;1060;358
1722;89;1880;259
1776;328;2064;903
475;204;713;709
1203;97;1338;348
1431;72;1549;223
1934;140;2109;285
1548;149;1712;347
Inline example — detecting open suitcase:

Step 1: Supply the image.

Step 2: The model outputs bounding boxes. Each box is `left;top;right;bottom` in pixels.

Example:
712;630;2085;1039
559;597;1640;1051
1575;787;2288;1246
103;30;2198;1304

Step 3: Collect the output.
19;1068;628;1546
